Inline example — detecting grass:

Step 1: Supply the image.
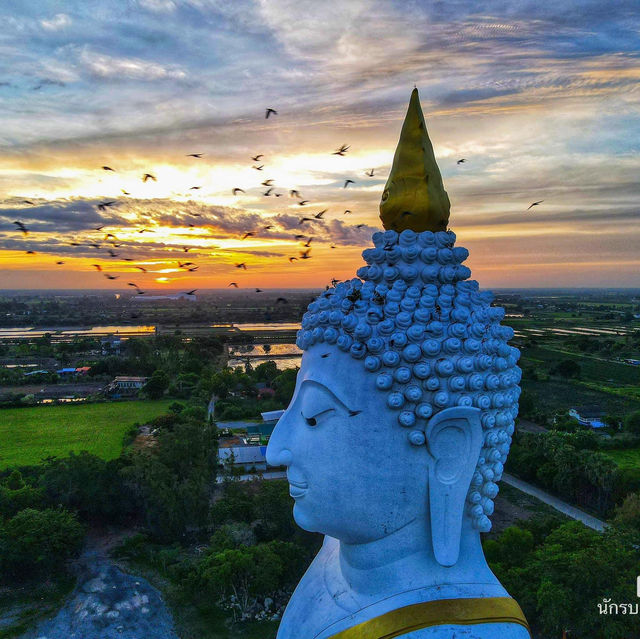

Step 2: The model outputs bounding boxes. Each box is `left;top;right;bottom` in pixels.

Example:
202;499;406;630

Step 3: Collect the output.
602;448;640;470
522;346;640;386
0;399;173;469
521;378;640;417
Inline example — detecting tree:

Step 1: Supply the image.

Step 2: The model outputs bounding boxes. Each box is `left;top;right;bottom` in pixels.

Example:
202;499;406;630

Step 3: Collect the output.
144;369;170;399
122;417;218;542
0;508;84;581
613;493;640;532
624;410;640;435
554;359;581;379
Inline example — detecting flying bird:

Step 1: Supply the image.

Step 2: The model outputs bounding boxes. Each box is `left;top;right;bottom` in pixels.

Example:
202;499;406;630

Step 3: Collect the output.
314;210;326;219
263;225;274;231
142;173;156;182
134;266;147;273
251;154;264;162
228;282;239;288
184;289;197;295
304;237;313;247
289;190;301;198
121;190;131;195
187;266;198;272
98;201;116;211
276;297;288;304
299;217;314;225
263;188;273;196
138;228;150;233
232;188;245;195
456;159;466;165
108;249;119;257
95;225;105;231
288;257;298;262
242;232;254;239
252;165;264;171
300;248;312;259
22;200;35;205
13;221;28;235
261;179;274;186
26;250;36;254
332;144;350;156
265;108;278;119
344;210;351;215
127;282;140;288
365;169;375;177
298;200;309;206
104;274;118;280
344;179;354;188
189;186;201;190
102;166;116;172
274;192;283;197
235;263;247;270
356;223;366;229
186;153;203;158
255;288;263;293
55;261;65;265
348;410;362;417
90;243;101;249
92;264;102;271
183;246;191;252
526;200;544;211
330;244;336;249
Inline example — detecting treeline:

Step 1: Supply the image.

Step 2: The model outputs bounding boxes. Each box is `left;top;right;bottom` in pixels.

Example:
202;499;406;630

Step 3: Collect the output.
485;517;640;638
507;430;640;516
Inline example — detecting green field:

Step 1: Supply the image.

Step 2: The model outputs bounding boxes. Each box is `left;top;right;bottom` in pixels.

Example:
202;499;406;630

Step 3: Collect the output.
0;400;173;469
603;448;640;470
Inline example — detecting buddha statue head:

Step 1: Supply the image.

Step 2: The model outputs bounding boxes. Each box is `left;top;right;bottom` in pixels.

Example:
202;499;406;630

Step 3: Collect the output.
267;227;521;566
267;89;521;572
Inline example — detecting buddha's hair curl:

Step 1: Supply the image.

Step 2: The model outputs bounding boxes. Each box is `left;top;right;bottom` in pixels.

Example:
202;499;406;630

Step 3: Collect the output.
296;228;521;532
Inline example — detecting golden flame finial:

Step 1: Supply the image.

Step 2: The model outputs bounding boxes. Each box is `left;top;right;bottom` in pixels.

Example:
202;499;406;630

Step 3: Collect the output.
380;88;451;232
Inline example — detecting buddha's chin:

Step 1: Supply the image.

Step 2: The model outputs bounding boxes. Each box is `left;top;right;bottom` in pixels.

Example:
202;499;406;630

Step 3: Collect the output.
292;502;322;533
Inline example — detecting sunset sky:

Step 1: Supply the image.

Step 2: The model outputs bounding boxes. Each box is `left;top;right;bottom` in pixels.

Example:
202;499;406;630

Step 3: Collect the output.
1;0;639;290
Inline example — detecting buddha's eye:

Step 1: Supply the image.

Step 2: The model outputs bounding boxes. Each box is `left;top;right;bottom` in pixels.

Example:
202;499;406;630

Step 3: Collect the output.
301;408;335;428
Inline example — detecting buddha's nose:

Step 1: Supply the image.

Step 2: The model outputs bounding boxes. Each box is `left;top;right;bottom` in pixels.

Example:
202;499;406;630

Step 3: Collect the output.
266;412;294;467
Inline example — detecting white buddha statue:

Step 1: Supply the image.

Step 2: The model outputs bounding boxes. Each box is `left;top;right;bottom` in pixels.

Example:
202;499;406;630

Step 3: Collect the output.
266;89;531;639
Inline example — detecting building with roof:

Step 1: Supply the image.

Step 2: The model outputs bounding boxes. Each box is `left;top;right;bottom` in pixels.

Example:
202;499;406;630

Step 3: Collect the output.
569;406;606;429
107;376;148;398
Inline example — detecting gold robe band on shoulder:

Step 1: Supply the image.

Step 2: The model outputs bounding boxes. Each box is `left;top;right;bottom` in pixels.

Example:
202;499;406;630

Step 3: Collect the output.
327;596;531;639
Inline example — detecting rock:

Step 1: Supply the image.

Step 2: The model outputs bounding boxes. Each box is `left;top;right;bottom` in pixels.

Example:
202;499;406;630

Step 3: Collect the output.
21;560;178;639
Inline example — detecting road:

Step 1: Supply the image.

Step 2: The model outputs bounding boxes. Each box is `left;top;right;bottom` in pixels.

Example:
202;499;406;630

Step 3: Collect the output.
502;473;607;532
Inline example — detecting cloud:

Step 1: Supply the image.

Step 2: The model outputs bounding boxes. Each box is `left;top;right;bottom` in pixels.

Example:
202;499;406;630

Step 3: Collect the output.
40;13;72;31
77;47;187;81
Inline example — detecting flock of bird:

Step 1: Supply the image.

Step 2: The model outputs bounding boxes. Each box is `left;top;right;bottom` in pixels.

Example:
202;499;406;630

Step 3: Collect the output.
11;104;544;296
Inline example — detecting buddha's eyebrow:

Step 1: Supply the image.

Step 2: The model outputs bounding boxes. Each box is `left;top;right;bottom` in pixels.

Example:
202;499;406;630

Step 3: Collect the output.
300;379;355;414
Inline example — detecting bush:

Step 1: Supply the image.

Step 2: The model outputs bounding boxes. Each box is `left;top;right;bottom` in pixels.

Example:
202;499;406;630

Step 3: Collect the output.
623;410;640;435
0;508;85;582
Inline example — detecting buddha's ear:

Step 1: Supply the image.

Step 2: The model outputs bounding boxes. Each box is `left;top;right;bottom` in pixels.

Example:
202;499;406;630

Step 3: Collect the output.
425;406;483;566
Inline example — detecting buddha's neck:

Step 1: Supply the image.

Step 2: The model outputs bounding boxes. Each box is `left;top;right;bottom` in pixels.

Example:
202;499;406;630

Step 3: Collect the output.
337;517;500;598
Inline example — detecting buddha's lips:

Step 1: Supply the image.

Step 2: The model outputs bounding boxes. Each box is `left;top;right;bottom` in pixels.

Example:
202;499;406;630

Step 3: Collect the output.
288;477;308;497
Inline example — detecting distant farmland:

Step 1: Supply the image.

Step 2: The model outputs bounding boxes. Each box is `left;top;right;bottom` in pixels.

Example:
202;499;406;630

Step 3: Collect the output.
0;400;173;469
